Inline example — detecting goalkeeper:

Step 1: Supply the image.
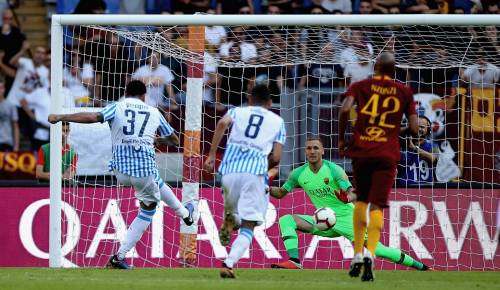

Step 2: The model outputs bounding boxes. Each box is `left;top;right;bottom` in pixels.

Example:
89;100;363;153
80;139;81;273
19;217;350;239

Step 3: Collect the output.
270;136;430;271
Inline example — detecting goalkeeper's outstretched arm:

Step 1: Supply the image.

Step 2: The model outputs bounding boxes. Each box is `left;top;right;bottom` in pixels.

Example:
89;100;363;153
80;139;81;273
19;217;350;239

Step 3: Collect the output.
48;112;103;124
269;186;289;199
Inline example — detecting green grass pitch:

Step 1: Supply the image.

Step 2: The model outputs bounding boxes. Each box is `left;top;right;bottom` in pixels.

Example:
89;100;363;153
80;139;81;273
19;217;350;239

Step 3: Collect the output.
0;268;497;290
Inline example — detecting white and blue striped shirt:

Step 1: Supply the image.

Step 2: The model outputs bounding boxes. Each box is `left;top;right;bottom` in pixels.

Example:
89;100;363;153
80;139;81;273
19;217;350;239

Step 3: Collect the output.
100;97;174;177
218;106;286;176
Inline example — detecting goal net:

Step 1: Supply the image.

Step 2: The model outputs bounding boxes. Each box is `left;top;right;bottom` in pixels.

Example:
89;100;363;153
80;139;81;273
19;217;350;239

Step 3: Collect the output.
51;15;500;270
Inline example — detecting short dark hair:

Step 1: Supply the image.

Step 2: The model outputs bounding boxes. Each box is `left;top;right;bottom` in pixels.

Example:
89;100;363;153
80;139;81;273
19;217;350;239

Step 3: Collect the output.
125;80;147;97
306;135;323;144
250;84;271;103
418;115;432;136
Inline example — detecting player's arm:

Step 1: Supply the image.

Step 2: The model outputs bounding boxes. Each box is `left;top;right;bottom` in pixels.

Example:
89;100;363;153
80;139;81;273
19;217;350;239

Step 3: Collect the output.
35;147;50;181
269;186;289;199
156;113;179;146
49;102;117;124
48;112;103;124
270;166;300;199
329;161;357;203
35;165;50;181
269;121;286;169
269;142;283;169
62;164;76;180
338;95;355;156
203;114;232;172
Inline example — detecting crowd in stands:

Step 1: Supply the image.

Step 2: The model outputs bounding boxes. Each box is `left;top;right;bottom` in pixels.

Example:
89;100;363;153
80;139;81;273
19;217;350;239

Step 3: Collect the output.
0;0;499;185
55;0;500;15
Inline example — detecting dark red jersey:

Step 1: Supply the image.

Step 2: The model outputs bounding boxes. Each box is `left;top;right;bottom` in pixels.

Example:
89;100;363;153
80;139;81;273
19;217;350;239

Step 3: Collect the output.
345;75;416;163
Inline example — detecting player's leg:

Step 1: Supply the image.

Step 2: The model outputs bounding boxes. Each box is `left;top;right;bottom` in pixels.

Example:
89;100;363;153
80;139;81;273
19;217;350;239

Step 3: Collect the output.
108;172;159;269
221;174;267;278
156;173;194;225
219;174;241;246
362;160;397;281
221;220;257;278
374;243;430;270
350;158;371;278
271;214;316;269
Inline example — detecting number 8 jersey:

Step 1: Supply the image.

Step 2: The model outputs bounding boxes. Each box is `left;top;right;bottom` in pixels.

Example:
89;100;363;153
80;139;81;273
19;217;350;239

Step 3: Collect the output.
100;97;174;177
218;106;286;176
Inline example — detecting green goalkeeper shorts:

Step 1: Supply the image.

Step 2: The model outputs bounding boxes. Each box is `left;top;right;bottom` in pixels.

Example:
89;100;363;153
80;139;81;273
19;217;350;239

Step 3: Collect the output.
298;214;354;241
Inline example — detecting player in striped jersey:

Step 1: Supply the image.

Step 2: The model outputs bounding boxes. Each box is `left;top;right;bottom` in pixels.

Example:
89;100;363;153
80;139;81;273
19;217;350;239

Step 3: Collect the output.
48;80;194;269
204;84;286;278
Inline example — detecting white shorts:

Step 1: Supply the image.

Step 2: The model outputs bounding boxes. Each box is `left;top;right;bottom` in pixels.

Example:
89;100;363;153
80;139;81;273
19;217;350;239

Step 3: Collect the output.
221;173;268;226
114;171;160;206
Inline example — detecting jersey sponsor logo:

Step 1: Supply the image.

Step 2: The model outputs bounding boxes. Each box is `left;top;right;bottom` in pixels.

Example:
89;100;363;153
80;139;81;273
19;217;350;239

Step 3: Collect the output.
324;177;329;184
308;186;333;199
360;126;387;142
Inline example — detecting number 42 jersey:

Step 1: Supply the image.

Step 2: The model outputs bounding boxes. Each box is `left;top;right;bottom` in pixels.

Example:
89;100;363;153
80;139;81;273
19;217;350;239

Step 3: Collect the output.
100;97;174;177
218;106;286;176
345;75;416;163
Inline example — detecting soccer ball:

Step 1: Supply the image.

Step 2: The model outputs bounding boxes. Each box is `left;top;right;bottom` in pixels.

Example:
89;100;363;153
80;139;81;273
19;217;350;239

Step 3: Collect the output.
313;207;336;231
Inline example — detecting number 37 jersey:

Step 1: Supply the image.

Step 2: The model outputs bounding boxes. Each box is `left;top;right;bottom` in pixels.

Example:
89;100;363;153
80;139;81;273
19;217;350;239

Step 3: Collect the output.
345;75;416;163
219;106;286;176
100;97;174;177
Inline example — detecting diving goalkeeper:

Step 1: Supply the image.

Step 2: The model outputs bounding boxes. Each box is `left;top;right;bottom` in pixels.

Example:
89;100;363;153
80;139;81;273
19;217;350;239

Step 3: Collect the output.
270;136;430;271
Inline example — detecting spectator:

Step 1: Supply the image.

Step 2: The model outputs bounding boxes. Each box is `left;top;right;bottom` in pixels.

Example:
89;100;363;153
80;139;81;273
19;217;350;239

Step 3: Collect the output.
132;52;178;110
485;1;499;13
7;43;49;107
371;0;401;13
405;0;439;13
0;76;19;151
238;5;253;14
344;45;374;85
7;43;49;147
0;9;26;92
388;5;401;12
201;49;218;104
171;0;210;14
205;10;227;47
216;44;250;108
267;0;294;13
0;0;16;26
36;121;77;182
63;48;94;107
433;0;450;13
398;115;438;186
313;0;352;13
246;48;283;103
267;5;282;14
73;0;106;14
20;76;73;150
219;26;257;63
359;0;374;13
120;0;145;14
93;33;134;104
217;0;253;14
300;43;344;101
340;30;374;65
461;48;500;89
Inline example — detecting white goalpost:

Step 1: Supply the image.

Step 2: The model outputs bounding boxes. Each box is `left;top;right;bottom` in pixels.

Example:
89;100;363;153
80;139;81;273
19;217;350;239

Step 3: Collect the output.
49;14;500;269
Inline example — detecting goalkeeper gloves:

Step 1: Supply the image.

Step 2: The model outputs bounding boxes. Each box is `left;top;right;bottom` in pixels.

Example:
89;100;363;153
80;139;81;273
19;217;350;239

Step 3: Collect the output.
334;188;356;204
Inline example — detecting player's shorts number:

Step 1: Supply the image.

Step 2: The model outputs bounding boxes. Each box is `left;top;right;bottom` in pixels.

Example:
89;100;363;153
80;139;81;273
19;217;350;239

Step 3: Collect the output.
245;114;264;139
360;94;401;128
123;109;151;137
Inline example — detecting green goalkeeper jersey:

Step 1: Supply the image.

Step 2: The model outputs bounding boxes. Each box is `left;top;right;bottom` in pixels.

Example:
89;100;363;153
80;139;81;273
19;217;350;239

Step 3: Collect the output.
282;160;354;218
